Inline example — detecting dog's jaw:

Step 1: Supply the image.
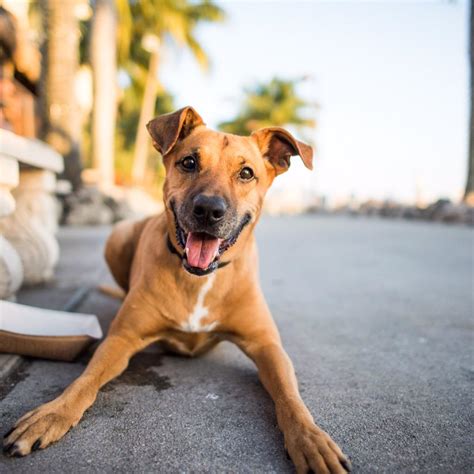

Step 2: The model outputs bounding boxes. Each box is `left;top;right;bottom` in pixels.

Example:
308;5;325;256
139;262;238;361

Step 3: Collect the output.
167;199;251;276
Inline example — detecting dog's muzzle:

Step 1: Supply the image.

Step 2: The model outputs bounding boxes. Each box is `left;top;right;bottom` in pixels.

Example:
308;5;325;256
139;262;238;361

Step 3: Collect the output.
170;200;251;276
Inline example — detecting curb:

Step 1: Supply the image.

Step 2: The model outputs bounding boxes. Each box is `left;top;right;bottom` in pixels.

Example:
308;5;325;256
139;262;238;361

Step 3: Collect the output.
0;354;22;379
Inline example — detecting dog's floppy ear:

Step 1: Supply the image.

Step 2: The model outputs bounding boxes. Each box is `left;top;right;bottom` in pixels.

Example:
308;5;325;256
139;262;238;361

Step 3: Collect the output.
252;127;313;175
146;106;204;156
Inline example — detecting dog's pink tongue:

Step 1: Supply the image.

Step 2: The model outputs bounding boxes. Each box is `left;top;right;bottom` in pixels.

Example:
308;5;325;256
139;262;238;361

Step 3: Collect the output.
186;232;221;270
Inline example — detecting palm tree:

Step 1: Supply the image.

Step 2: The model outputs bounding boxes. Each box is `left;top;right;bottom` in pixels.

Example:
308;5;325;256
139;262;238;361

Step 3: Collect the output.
122;0;225;185
218;77;316;138
90;0;117;191
39;0;82;190
130;33;163;185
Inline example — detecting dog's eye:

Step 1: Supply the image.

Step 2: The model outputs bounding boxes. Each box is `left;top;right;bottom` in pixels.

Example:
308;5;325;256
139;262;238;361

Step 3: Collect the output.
180;156;197;172
239;167;254;181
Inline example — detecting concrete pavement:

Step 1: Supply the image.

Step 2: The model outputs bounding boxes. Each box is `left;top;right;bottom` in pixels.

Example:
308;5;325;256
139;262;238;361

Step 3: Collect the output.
0;216;472;473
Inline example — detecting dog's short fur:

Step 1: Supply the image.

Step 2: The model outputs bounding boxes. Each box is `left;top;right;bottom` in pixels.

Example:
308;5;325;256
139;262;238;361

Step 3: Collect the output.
3;107;350;473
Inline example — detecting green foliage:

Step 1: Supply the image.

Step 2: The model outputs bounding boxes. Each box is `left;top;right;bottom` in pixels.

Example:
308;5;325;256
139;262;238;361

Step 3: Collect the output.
218;77;317;139
78;19;90;65
114;0;225;180
77;0;224;182
115;83;174;184
116;0;225;73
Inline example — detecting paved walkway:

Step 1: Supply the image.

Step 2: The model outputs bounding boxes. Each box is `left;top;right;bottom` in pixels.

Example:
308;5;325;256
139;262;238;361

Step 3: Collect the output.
0;216;472;473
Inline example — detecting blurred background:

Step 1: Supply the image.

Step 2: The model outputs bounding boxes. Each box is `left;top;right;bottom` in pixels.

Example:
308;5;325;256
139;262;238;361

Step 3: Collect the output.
0;3;472;470
0;0;471;224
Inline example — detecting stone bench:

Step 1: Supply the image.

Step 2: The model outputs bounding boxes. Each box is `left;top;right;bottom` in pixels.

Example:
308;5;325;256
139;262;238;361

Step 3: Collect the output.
0;129;64;299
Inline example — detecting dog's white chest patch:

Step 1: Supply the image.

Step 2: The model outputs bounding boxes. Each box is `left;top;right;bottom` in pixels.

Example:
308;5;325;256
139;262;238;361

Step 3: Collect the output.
181;273;217;333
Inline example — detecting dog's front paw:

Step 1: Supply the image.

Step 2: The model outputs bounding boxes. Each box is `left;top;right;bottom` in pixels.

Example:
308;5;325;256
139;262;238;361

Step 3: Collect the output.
3;402;78;457
285;423;351;474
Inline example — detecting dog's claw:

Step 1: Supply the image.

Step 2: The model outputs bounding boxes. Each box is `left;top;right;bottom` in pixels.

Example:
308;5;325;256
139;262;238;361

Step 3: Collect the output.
2;442;13;454
3;442;20;456
341;458;352;472
32;439;41;452
3;428;14;439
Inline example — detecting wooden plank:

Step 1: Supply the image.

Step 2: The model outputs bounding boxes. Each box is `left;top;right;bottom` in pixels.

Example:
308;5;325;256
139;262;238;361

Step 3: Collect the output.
0;129;64;173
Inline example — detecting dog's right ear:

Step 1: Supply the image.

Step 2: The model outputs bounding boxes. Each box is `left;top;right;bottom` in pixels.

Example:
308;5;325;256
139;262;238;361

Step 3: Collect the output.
146;106;204;156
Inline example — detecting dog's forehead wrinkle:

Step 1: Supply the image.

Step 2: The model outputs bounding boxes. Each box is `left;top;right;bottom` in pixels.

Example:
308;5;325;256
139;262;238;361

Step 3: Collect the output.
179;131;261;171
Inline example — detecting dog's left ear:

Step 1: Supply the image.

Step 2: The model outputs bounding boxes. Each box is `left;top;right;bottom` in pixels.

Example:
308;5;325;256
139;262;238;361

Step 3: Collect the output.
146;106;204;156
252;127;313;175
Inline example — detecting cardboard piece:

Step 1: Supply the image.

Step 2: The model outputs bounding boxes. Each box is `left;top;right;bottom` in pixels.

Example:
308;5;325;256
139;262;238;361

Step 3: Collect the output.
0;301;103;361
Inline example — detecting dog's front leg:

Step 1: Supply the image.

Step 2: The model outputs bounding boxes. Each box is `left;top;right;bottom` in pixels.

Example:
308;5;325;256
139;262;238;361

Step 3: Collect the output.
3;293;161;457
233;318;351;474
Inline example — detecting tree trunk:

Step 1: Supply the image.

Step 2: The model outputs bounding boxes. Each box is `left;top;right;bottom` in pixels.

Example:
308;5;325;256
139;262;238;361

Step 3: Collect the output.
39;0;82;190
131;50;160;185
465;0;474;202
90;0;117;191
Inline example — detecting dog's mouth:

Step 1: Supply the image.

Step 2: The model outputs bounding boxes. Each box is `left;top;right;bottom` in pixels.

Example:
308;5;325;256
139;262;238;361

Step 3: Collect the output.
173;212;251;276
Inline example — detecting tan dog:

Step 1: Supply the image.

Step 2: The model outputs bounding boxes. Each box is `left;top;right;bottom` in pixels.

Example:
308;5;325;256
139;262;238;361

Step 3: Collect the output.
3;107;351;473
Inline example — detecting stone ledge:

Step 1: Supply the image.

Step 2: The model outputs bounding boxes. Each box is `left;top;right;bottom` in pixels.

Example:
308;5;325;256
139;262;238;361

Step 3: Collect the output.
0;129;64;173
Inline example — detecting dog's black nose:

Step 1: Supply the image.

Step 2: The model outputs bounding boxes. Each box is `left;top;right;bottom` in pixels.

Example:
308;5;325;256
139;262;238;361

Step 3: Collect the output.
192;194;228;225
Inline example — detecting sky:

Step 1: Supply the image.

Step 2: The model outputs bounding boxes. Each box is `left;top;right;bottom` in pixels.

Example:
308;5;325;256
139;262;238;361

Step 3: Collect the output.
159;0;469;205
